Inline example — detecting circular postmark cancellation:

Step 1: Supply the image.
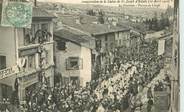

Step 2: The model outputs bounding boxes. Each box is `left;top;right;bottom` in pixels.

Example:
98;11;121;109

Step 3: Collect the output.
5;2;32;28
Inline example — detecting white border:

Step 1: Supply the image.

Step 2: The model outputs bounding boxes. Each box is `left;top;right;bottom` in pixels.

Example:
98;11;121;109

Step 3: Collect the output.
180;0;183;111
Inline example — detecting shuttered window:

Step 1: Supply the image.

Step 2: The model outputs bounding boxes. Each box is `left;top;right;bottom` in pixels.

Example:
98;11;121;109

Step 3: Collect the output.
66;57;83;70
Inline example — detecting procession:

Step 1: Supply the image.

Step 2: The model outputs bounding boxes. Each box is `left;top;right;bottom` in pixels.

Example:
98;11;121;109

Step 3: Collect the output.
0;0;179;112
6;40;170;112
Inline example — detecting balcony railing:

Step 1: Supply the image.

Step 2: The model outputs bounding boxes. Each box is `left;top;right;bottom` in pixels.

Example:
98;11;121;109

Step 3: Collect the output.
0;66;19;80
24;30;52;46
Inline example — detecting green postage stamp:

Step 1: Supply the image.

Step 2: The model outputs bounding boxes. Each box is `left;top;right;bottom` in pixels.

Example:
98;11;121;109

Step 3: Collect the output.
1;1;32;28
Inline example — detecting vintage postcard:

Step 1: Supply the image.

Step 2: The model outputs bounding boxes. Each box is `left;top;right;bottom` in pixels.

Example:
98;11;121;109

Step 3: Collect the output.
0;0;180;112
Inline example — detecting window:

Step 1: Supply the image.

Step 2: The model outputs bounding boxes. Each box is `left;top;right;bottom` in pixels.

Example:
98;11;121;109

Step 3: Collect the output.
119;40;121;46
70;76;80;86
40;49;49;66
27;55;35;69
105;43;108;49
57;41;66;50
31;24;40;36
0;56;6;70
110;43;114;48
115;40;118;46
96;40;102;50
24;24;39;45
66;57;82;70
41;23;49;31
1;84;12;99
105;35;108;41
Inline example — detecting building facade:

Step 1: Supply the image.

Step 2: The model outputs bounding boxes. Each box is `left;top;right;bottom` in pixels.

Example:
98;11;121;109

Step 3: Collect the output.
54;28;95;87
56;14;131;79
0;5;55;103
94;29;131;74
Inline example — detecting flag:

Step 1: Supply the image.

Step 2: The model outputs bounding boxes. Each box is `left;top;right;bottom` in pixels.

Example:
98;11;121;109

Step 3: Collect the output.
158;39;165;55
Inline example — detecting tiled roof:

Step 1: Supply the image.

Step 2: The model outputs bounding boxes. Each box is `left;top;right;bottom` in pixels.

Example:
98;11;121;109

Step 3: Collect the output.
118;21;148;33
33;7;56;18
58;14;130;36
54;27;95;48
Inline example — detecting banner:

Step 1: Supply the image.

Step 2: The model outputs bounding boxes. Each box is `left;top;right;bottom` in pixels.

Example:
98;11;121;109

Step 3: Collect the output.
1;1;32;28
158;39;165;55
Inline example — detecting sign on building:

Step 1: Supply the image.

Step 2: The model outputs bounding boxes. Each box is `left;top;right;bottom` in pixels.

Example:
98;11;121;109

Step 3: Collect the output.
0;66;19;80
19;47;38;57
1;1;32;28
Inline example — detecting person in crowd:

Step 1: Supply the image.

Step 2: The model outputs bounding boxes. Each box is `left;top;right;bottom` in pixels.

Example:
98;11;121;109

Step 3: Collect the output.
147;98;154;112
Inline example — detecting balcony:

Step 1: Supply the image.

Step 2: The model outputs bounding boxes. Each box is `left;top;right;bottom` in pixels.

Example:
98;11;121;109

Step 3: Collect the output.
24;28;52;46
0;66;20;80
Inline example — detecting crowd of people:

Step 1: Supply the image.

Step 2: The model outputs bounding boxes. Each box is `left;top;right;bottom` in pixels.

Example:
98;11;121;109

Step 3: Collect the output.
0;40;171;112
21;56;169;112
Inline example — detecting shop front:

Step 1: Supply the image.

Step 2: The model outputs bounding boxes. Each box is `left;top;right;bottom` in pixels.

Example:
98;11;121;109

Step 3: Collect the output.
0;66;20;104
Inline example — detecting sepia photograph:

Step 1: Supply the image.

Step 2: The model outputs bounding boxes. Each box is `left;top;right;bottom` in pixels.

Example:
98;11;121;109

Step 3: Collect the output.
0;0;180;112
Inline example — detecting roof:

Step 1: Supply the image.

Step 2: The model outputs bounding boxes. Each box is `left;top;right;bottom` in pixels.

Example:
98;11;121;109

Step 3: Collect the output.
32;7;56;18
145;30;173;40
58;14;130;36
118;21;148;33
54;27;95;49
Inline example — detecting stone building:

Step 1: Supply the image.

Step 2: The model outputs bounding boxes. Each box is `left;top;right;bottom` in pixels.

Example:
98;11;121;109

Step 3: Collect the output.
54;27;95;87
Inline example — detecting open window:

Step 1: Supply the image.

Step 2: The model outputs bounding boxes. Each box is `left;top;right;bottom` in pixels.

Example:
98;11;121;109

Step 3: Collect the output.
66;57;83;70
27;54;36;70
